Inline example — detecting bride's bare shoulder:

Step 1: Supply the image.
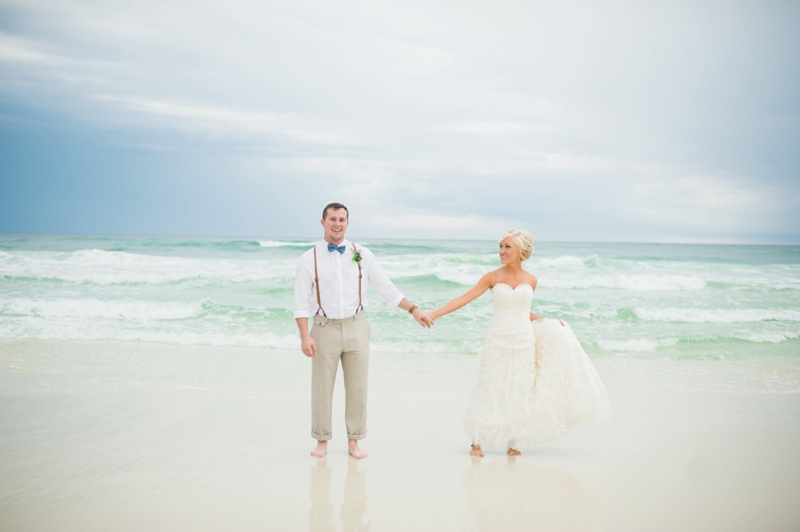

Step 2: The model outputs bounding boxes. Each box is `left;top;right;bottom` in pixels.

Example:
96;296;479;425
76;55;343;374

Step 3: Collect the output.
526;272;538;289
482;269;502;285
478;269;506;289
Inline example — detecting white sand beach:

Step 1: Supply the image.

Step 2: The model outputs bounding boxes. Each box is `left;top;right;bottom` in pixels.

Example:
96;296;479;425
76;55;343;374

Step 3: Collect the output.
1;339;799;531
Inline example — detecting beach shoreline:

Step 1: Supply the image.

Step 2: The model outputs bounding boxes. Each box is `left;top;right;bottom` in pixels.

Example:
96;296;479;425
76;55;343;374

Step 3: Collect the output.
1;339;799;531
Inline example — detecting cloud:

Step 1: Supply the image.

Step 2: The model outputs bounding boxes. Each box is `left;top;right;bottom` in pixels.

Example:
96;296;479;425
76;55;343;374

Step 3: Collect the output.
439;121;547;134
634;175;775;212
374;37;455;76
91;95;363;146
0;0;798;242
376;213;481;229
600;172;800;241
0;33;51;63
512;150;661;174
363;211;517;239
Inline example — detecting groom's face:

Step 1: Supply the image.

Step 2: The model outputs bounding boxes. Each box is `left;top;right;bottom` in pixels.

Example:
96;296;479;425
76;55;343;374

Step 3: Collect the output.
321;208;349;245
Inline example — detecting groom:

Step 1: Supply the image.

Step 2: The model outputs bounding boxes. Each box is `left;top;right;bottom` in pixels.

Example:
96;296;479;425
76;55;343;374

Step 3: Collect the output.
294;203;431;459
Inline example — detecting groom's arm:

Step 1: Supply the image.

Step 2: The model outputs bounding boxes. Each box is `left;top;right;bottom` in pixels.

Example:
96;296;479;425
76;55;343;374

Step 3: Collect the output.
364;249;430;328
294;254;318;356
295;317;316;357
397;298;432;328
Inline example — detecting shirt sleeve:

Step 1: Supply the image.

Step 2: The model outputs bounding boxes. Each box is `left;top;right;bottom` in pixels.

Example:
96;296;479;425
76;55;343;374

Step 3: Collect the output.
293;252;314;319
363;247;404;308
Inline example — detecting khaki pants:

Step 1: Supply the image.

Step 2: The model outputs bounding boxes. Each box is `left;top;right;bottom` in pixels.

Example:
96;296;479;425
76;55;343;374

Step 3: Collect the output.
310;312;370;441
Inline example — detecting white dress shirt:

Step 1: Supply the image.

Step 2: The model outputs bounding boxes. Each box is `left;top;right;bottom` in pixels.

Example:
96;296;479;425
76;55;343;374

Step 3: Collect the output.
294;239;405;319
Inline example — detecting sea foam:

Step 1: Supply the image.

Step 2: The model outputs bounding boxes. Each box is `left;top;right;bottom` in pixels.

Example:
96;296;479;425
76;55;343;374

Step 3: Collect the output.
731;330;800;344
2;235;799;360
596;338;680;352
0;249;295;285
534;255;588;268
634;307;800;323
0;325;298;349
546;274;706;291
1;298;205;321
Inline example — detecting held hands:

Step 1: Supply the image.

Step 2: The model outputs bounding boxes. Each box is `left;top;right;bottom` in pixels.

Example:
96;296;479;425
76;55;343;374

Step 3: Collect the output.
411;308;436;329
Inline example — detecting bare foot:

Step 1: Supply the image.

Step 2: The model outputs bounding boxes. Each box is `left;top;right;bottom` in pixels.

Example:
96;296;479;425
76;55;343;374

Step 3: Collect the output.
311;440;327;457
348;439;368;459
507;448;521;456
469;444;484;457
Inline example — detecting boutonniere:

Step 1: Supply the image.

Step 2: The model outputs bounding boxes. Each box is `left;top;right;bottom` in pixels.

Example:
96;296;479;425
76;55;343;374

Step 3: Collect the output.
351;244;363;263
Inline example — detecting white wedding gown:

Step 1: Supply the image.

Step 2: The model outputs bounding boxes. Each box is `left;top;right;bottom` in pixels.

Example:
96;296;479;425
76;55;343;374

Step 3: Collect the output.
465;283;611;450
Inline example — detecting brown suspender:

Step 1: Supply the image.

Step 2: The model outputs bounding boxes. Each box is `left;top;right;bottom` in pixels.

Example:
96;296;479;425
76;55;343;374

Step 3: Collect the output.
356;244;363;313
313;244;362;318
313;247;325;317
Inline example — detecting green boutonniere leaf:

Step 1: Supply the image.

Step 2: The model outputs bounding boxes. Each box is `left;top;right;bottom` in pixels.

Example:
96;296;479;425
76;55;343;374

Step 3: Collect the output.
351;244;363;263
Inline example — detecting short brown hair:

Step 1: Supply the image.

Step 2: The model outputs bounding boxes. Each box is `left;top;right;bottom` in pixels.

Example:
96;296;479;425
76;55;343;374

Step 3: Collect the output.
322;202;349;221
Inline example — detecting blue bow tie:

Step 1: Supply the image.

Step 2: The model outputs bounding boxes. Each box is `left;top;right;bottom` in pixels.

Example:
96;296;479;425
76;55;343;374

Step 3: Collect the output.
327;243;346;254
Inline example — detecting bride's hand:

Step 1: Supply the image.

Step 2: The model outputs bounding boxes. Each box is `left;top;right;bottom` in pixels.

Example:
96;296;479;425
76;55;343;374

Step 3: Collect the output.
411;308;431;328
559;319;565;326
421;312;436;328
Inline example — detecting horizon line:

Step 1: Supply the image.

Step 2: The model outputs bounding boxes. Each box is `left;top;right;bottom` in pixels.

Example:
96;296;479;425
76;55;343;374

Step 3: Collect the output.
1;231;799;247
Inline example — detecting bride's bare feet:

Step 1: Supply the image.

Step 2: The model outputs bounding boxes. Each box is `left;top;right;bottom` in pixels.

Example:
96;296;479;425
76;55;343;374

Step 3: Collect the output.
469;444;484;457
348;439;368;459
311;440;327;457
507;448;521;456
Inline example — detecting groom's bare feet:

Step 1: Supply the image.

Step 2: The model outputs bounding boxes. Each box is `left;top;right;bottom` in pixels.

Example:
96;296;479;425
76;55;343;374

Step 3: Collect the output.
348;439;368;459
311;440;327;457
469;444;484;457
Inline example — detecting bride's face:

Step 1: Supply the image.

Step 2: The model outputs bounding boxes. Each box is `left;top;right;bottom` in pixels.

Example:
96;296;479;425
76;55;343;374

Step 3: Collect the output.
499;237;520;265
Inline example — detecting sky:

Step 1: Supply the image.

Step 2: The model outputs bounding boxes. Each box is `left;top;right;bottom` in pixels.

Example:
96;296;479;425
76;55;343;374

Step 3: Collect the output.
0;0;798;243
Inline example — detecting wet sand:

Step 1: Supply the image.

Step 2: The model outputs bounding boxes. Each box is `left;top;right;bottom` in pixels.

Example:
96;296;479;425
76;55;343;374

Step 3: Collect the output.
1;340;799;531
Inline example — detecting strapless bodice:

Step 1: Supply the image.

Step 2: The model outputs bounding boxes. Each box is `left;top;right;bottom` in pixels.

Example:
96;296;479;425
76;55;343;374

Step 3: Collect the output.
489;283;534;333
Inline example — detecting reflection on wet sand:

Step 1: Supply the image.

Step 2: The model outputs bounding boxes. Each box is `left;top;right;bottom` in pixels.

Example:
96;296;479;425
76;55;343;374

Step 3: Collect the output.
309;457;335;532
309;457;370;532
464;457;604;532
341;458;370;532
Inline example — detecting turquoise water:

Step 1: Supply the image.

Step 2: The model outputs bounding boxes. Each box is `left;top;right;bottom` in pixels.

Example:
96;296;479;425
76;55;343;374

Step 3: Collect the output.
1;234;798;360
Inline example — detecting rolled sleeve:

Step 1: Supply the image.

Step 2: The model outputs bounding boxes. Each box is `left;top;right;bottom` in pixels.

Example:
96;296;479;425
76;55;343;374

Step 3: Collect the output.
385;292;404;308
364;248;404;307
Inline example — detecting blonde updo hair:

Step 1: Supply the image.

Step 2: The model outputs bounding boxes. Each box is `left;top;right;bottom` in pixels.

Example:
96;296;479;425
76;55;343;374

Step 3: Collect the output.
499;229;534;262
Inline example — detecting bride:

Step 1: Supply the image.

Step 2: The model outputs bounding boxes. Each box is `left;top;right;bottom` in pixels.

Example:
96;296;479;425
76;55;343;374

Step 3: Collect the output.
429;230;611;457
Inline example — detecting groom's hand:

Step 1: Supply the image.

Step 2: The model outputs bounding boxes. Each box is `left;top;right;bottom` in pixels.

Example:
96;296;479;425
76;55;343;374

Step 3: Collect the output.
301;335;317;357
411;308;432;328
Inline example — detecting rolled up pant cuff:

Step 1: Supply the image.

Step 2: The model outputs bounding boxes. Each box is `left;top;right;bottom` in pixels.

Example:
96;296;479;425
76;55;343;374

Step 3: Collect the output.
311;431;332;441
347;432;367;441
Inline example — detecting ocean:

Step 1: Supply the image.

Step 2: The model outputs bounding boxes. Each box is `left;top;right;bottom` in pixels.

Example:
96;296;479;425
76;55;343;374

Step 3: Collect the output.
1;234;798;361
